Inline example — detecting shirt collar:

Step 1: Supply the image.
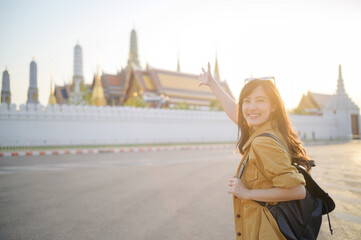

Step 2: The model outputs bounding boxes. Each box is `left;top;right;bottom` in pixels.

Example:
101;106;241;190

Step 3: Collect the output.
242;121;275;152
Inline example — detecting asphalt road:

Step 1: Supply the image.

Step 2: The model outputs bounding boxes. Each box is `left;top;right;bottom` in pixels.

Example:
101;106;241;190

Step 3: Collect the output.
0;141;360;240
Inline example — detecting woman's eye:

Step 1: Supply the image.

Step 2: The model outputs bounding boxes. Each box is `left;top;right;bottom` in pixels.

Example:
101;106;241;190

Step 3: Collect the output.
257;99;264;103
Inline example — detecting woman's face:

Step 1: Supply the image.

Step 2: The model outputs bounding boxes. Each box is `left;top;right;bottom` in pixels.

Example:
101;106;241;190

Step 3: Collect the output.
242;85;274;130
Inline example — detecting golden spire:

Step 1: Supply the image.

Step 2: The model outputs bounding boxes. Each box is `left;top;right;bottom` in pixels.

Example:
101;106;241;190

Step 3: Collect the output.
214;52;221;81
91;65;106;106
177;52;180;72
48;64;57;105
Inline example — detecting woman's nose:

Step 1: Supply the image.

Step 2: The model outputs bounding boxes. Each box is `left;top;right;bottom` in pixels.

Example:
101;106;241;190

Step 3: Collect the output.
248;101;256;110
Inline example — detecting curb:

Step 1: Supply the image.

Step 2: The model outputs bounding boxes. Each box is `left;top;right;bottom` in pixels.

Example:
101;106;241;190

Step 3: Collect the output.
0;144;234;158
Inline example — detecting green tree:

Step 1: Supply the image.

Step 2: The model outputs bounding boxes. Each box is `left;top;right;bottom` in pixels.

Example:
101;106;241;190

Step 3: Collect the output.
81;85;92;105
291;107;308;115
209;99;223;111
172;102;190;110
123;96;149;108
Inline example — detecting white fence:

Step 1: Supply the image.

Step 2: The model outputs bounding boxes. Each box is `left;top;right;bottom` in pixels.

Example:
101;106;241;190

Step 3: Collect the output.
0;103;352;147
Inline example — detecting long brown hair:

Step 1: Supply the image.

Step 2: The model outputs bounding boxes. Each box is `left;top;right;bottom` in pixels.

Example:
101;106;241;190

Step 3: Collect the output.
236;79;312;171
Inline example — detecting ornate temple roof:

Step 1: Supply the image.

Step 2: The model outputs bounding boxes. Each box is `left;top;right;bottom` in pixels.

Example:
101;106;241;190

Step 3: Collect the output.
146;67;218;106
310;92;332;109
54;84;72;104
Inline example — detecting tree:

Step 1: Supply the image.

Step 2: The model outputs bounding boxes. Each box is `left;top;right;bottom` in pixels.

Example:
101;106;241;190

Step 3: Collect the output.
172;102;190;110
123;96;149;108
291;107;308;115
209;99;223;111
81;85;92;105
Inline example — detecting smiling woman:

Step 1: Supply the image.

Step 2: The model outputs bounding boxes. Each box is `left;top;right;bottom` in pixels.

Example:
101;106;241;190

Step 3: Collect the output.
199;63;315;240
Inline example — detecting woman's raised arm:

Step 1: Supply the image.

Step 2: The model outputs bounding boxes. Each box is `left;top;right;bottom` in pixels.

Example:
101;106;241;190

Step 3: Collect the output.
199;63;238;125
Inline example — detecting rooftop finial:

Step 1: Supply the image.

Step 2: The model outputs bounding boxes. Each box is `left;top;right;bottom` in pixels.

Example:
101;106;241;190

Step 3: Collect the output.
177;51;180;72
337;64;346;95
214;51;221;81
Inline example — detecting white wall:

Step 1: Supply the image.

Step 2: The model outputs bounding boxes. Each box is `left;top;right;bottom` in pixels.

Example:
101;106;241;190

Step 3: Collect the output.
0;104;238;147
289;115;338;140
0;103;358;147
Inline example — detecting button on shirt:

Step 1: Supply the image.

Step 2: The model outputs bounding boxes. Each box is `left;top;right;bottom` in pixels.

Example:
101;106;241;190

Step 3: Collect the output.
233;121;306;240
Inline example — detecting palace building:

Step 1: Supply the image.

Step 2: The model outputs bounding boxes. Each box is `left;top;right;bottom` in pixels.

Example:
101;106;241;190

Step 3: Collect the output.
55;29;234;109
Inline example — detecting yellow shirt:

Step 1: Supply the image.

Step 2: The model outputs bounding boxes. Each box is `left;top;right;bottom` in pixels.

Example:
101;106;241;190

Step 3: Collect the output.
233;121;306;240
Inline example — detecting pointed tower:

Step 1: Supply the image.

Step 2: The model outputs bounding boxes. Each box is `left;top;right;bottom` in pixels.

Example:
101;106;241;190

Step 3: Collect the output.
1;69;11;106
177;53;180;72
92;66;106;106
336;64;346;95
68;43;85;105
212;54;234;100
127;29;141;67
27;60;39;104
48;65;57;105
325;64;358;110
73;43;84;93
324;64;360;139
214;53;221;81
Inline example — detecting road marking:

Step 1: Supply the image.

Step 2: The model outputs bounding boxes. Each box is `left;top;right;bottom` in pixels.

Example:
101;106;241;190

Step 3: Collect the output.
0;145;233;158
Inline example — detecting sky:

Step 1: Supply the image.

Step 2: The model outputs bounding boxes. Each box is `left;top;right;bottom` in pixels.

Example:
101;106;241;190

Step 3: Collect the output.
1;0;361;110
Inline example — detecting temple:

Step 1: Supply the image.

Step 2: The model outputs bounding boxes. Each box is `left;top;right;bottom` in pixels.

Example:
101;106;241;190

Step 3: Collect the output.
296;64;359;138
55;29;233;109
94;30;233;109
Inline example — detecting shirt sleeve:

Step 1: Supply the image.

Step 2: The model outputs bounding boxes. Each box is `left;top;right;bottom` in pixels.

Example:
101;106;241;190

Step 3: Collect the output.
249;136;305;188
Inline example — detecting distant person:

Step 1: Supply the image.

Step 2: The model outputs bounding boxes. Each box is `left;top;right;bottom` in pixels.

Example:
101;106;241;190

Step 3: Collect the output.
199;63;312;239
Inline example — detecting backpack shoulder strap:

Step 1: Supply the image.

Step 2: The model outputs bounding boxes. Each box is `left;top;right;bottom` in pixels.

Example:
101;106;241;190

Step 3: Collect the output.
238;133;284;179
257;132;287;152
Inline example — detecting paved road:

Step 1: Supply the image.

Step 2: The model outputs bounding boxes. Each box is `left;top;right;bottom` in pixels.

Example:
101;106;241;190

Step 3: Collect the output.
0;142;360;240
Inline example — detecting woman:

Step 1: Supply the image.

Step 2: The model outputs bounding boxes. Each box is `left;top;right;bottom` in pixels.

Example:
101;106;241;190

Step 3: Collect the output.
199;63;312;240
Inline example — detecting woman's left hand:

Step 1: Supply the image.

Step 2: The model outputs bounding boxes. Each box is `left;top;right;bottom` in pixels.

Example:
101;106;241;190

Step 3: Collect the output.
227;177;251;200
